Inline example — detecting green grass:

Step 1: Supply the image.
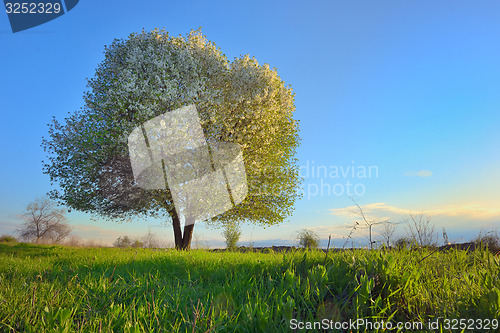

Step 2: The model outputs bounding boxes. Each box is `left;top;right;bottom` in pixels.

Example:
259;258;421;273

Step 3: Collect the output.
0;243;499;332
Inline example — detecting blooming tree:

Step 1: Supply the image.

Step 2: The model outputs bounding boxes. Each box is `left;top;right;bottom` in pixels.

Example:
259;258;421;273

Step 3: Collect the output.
42;29;301;249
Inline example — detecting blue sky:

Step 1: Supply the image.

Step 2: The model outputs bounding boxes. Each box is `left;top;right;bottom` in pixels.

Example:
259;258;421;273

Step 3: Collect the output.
1;0;499;247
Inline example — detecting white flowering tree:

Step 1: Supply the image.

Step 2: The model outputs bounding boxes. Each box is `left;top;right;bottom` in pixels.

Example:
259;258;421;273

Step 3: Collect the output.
42;29;301;250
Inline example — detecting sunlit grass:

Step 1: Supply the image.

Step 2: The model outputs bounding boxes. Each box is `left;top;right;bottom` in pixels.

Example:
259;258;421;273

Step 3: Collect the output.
0;243;498;332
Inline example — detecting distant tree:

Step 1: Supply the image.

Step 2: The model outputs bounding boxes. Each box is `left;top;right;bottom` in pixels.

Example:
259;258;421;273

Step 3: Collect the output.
404;213;437;247
297;228;320;249
64;235;83;247
222;222;241;251
141;229;161;248
114;236;143;248
42;29;301;250
378;221;397;248
395;236;413;249
347;198;387;249
0;235;17;243
113;236;132;248
474;229;500;252
18;197;72;244
131;239;144;248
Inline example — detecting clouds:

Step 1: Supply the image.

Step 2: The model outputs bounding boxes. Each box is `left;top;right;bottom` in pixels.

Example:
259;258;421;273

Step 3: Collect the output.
330;202;500;229
300;226;346;239
404;170;433;177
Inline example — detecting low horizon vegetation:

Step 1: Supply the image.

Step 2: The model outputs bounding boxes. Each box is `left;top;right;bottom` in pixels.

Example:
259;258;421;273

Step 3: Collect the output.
11;197;499;252
2;224;500;253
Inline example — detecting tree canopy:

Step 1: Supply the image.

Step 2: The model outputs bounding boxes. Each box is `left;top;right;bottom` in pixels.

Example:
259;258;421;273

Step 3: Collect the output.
42;29;301;249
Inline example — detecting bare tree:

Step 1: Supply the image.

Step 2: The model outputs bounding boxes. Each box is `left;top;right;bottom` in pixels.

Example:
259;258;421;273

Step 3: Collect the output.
347;198;387;249
378;221;397;248
64;235;83;247
18;197;72;243
141;229;162;248
403;213;437;247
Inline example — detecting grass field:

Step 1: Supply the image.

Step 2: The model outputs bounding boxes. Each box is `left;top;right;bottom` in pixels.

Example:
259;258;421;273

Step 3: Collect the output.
0;243;499;332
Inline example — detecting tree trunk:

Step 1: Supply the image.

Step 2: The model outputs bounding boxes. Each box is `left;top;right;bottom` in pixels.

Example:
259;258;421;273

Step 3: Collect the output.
169;209;195;250
181;223;194;250
169;209;183;249
369;224;373;250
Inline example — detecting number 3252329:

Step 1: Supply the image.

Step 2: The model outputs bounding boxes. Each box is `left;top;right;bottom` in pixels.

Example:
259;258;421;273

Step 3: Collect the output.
5;2;62;14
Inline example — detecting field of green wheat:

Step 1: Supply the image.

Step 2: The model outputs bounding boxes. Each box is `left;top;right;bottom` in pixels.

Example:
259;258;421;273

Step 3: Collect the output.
0;243;499;332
